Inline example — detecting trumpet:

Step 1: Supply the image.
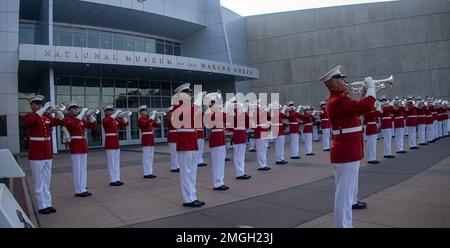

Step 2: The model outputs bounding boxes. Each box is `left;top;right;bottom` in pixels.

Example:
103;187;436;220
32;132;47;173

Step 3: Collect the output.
150;110;166;119
48;103;66;113
348;75;394;95
85;107;100;118
117;110;132;118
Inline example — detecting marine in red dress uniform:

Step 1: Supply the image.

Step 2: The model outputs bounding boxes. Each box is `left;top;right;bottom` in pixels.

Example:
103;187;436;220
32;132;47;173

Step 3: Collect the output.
271;103;288;164
319;102;331;151
24;95;64;214
404;97;419;149
165;106;180;172
138;105;161;179
392;100;407;153
379;97;395;158
363;102;382;164
302;107;315;156
287;102;302;159
230;101;252;178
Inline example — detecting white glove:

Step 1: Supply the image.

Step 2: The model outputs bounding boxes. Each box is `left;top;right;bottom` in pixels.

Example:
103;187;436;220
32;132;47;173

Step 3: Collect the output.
111;110;122;119
122;117;128;123
375;101;382;112
363;77;376;98
89;114;96;123
77;108;88;120
55;110;64;120
154;116;161;124
61;126;71;143
36;102;52;116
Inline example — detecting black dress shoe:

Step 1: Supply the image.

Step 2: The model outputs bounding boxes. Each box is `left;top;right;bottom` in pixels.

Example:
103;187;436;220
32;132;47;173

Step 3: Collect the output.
236;174;252;180
384;155;395;158
410;146;419;150
46;207;57;213
306;153;315;156
352;202;367;209
257;167;271;171
396;150;407;154
275;160;288;165
429;140;435;143
39;208;51;215
225;157;230;161
194;200;205;206
213;185;229;191
419;143;428;146
109;181;122;186
249;149;256;152
323;149;330;151
118;181;124;185
290;156;301;159
85;192;92;196
75;192;89;197
171;168;180;173
197;163;208;167
144;174;157;179
367;160;380;164
183;201;203;208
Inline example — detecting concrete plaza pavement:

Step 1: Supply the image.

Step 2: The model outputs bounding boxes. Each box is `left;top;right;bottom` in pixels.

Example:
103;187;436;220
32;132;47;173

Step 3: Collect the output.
18;135;450;228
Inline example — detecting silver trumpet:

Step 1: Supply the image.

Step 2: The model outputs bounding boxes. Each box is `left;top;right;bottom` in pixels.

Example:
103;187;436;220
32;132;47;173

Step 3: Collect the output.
117;110;133;118
348;75;394;95
48;103;66;113
150;110;166;119
85;107;100;118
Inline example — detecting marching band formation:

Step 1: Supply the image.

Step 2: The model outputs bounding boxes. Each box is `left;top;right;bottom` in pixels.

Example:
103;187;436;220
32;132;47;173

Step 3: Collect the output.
24;68;449;227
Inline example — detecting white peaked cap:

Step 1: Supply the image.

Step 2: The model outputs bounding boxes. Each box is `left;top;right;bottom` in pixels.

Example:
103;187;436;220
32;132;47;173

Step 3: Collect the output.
103;105;114;111
174;83;191;93
27;94;45;103
287;101;294;106
67;101;79;109
319;65;346;83
138;105;148;111
319;101;326;106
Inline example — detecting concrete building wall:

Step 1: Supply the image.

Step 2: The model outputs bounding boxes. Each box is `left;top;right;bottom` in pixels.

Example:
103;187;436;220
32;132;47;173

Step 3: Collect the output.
0;0;20;153
246;0;450;106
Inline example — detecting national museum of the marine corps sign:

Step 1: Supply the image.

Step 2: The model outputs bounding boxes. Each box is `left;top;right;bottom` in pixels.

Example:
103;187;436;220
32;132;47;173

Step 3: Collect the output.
19;44;260;79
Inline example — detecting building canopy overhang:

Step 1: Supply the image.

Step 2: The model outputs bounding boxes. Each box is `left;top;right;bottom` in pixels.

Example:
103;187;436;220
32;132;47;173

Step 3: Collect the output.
19;44;260;81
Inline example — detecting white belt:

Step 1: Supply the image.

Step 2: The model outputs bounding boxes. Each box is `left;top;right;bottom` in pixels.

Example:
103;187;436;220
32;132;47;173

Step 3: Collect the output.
178;128;195;132
234;128;246;130
382;117;392;120
169;130;177;133
304;123;313;126
105;133;118;136
432;112;437;114
407;115;417;118
271;123;282;126
394;117;404;119
289;122;299;125
195;128;204;131
70;136;85;139
367;122;377;125
418;115;425;117
321;119;329;121
29;137;50;141
142;132;153;135
211;129;224;132
426;115;433;117
332;126;362;135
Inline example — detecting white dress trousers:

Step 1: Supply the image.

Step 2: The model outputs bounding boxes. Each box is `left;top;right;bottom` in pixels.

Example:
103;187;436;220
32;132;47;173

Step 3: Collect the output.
426;124;433;142
407;126;417;148
438;121;443;138
142;146;155;176
290;133;299;157
178;151;198;203
313;126;319;141
71;154;88;194
394;127;405;152
30;159;53;210
381;128;393;156
275;135;285;162
333;161;360;228
106;149;121;183
211;146;226;188
443;119;449;136
256;139;269;168
367;134;377;162
418;124;426;144
233;143;246;177
248;138;255;151
196;139;205;165
304;133;313;154
322;128;331;150
433;120;438;139
169;142;180;170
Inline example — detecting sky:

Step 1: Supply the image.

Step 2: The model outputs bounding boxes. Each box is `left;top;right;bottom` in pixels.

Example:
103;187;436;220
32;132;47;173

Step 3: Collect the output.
220;0;397;16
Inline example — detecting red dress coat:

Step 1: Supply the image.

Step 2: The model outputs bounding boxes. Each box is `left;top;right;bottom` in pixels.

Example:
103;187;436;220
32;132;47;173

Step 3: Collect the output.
320;110;331;129
392;107;405;128
232;111;249;144
302;113;314;133
425;107;433;125
254;108;271;139
172;102;198;151
404;106;417;127
363;110;381;135
138;117;160;147
416;108;426;125
195;112;205;139
288;110;301;134
206;111;227;148
380;105;393;129
271;112;287;137
24;112;63;160
102;116;128;149
63;115;97;154
165;114;177;143
326;91;375;164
